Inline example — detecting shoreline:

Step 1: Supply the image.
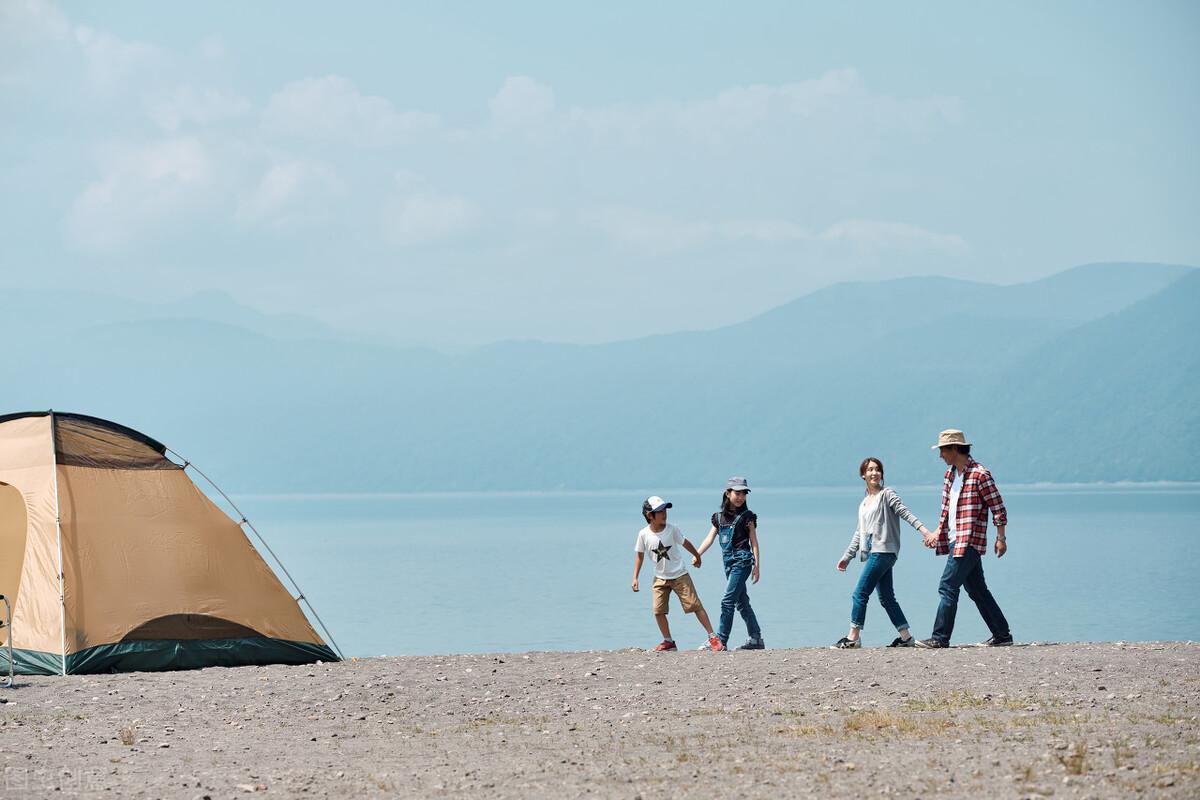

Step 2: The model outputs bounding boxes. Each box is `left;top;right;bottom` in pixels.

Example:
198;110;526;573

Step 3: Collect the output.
229;481;1200;500
2;642;1197;798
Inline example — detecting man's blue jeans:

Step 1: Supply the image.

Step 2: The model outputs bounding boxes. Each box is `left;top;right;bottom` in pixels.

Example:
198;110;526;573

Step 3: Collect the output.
931;546;1010;644
718;550;761;644
850;552;909;631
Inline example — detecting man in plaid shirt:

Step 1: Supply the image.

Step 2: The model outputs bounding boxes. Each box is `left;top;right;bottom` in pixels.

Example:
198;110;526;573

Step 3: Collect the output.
915;429;1013;648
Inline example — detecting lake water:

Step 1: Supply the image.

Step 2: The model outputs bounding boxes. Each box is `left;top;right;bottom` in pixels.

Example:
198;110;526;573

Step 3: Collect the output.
228;485;1200;657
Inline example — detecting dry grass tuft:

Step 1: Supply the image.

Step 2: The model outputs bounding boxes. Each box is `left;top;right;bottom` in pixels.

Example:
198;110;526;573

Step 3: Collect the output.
779;724;833;737
843;709;955;737
901;690;990;712
1111;738;1133;769
1055;741;1088;775
117;725;136;746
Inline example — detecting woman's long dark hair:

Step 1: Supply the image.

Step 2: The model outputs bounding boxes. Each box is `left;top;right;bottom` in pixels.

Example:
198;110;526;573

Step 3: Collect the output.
859;457;885;494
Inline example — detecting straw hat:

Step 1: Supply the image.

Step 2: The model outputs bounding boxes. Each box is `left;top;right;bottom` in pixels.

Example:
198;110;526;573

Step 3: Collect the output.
931;429;971;450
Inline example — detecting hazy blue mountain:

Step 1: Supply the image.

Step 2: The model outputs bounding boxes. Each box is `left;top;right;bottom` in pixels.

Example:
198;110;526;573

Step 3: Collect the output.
3;262;1194;491
975;269;1200;482
0;288;339;344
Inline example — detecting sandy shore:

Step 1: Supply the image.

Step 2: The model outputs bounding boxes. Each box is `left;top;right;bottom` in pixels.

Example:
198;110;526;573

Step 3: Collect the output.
1;642;1196;798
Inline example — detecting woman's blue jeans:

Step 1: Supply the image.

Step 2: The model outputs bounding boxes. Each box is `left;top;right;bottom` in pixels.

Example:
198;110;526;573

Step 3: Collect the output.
850;552;909;631
718;550;761;644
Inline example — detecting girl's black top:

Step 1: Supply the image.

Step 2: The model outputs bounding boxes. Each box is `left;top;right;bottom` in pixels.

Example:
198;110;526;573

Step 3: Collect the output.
711;507;758;552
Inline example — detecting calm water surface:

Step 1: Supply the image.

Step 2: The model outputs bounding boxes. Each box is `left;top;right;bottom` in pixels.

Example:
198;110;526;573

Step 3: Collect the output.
229;485;1200;657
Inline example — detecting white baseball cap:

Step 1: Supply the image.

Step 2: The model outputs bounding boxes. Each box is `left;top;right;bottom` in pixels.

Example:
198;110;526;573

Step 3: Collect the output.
643;495;672;513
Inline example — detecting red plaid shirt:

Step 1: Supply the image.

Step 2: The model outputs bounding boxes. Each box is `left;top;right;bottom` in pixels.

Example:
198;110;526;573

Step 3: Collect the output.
936;458;1007;557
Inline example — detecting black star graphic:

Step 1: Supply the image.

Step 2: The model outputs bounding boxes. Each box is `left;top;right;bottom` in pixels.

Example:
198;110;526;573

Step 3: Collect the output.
652;542;672;562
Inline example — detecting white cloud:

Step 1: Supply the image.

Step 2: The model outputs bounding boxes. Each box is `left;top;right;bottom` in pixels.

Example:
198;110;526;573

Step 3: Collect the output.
489;76;556;130
718;218;811;242
73;24;161;93
483;68;961;152
382;175;478;246
0;0;72;88
566;68;882;146
237;160;344;230
0;0;70;43
148;86;252;131
67;138;215;250
777;68;864;115
585;208;816;252
585;206;967;256
820;219;969;255
262;76;439;147
196;35;227;62
584;207;713;253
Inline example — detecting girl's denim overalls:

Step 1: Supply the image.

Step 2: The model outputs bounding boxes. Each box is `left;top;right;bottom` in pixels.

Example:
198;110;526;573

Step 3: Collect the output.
717;511;761;644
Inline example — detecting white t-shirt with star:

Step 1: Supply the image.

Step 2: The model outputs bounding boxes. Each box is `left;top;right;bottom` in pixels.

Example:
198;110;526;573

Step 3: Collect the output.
635;523;687;580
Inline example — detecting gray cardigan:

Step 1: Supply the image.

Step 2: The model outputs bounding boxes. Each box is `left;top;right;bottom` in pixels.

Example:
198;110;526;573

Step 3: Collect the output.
841;487;926;563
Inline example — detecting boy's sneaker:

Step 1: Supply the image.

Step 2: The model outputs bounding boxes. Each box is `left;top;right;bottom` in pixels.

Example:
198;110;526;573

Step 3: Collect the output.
832;637;861;649
888;636;916;648
707;634;726;652
737;637;765;650
914;637;948;649
653;639;677;652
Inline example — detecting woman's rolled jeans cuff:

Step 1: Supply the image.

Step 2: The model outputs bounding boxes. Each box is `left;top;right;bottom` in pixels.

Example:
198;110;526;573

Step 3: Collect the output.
849;621;908;631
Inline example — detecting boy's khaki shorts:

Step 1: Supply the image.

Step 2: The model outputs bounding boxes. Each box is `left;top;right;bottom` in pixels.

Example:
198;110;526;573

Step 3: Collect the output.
652;573;703;615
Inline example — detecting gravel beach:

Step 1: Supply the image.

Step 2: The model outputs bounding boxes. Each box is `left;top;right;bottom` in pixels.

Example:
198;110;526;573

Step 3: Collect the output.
1;642;1196;798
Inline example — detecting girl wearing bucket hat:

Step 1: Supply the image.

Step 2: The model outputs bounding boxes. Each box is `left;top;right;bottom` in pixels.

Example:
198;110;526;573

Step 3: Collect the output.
696;477;764;650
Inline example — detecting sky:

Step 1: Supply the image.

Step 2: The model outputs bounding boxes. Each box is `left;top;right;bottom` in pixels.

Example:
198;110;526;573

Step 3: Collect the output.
2;1;1198;347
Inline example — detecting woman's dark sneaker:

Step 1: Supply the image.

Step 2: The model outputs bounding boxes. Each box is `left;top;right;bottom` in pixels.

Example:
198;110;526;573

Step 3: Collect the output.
833;637;861;649
980;634;1014;647
915;638;948;649
888;636;915;647
737;637;765;650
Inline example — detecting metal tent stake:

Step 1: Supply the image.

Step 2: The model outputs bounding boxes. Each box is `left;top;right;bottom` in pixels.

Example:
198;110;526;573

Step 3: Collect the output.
0;595;13;688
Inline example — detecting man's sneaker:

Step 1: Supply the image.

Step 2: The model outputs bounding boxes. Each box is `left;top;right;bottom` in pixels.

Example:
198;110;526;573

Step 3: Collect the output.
914;637;948;649
832;637;861;649
980;633;1014;647
653;639;677;652
737;637;765;650
888;636;916;648
707;634;726;652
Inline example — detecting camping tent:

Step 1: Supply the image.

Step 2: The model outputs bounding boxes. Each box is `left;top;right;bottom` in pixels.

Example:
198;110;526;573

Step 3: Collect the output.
0;411;338;674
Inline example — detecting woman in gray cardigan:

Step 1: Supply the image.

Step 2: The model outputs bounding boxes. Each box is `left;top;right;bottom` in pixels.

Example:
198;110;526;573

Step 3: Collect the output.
833;457;933;649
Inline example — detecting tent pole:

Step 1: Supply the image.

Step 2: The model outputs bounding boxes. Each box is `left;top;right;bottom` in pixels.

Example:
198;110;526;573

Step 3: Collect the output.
165;448;345;661
49;410;68;676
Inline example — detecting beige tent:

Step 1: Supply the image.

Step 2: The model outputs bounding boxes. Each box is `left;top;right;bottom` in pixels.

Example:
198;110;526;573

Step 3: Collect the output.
0;411;338;674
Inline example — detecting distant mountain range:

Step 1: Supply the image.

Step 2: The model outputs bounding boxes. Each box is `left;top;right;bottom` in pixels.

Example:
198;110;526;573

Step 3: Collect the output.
3;262;1196;490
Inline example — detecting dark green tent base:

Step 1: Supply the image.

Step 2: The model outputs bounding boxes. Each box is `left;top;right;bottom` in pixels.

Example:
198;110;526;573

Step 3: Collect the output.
7;637;339;675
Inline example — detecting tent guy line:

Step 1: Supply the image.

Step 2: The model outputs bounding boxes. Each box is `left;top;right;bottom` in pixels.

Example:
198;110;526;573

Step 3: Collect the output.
164;445;344;660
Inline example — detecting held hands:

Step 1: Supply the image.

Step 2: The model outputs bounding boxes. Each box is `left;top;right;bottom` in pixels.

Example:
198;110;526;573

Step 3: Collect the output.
923;526;939;548
692;554;702;568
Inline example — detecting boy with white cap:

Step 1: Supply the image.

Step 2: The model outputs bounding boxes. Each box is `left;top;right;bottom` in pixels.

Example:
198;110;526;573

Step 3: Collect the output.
632;495;725;652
